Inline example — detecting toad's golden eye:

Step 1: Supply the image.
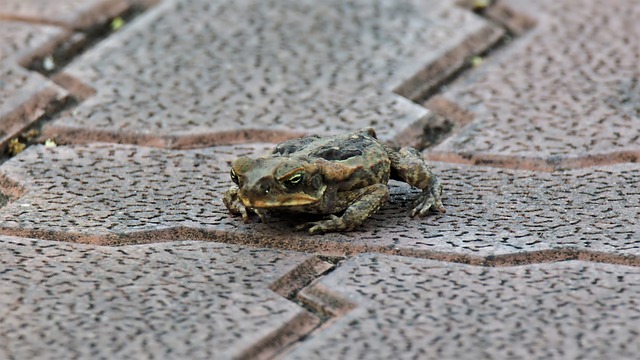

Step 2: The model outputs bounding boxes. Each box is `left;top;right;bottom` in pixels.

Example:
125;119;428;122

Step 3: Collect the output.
283;172;304;188
230;168;239;185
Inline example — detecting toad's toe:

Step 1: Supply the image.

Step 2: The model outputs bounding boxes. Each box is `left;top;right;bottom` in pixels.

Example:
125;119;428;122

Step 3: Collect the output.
412;189;445;217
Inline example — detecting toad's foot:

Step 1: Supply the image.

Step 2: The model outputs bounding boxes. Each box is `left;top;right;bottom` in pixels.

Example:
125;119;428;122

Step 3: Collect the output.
295;214;344;234
223;186;270;223
223;186;250;223
411;176;446;217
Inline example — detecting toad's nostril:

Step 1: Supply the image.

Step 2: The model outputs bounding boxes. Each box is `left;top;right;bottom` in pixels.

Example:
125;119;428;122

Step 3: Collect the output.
258;181;271;195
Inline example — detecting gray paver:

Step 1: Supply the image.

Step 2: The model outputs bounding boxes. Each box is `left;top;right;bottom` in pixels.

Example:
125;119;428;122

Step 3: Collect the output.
44;0;502;147
0;0;638;358
0;236;321;359
0;144;638;260
0;0;129;29
288;254;640;359
0;20;68;63
427;0;640;170
0;21;69;150
0;65;67;147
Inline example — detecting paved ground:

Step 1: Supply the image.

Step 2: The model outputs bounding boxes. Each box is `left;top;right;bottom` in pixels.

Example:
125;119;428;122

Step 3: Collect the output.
0;0;638;359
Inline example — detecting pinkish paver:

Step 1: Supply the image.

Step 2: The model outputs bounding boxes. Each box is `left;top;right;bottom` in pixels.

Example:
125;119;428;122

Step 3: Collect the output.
44;0;503;148
0;143;638;261
427;0;640;170
0;20;69;150
0;65;67;147
287;254;640;359
0;0;128;29
0;236;324;359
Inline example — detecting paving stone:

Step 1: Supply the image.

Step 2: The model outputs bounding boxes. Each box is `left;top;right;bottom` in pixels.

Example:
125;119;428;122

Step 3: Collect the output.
44;0;503;148
0;236;323;359
0;143;638;261
0;65;67;149
426;0;640;170
0;21;69;151
0;0;129;29
288;254;640;359
0;20;69;63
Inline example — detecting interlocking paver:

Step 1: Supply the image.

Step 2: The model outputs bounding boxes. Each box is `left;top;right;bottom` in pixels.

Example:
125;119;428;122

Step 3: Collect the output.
287;254;640;359
0;236;323;359
0;0;128;29
426;0;640;170
1;144;637;261
1;0;638;357
0;20;69;151
44;0;503;147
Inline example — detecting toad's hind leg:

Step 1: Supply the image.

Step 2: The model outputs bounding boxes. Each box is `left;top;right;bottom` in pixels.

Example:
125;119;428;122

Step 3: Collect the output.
386;146;446;216
303;184;389;234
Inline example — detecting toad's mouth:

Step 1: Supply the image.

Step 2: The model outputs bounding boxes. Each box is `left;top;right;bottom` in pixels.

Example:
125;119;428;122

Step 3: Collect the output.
239;193;321;208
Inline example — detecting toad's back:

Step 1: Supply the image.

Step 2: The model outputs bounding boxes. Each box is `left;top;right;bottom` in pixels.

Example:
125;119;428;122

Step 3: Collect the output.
270;128;391;189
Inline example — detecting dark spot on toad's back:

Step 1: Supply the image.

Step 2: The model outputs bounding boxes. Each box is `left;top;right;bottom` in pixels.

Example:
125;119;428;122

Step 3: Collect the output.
312;146;363;161
272;135;321;156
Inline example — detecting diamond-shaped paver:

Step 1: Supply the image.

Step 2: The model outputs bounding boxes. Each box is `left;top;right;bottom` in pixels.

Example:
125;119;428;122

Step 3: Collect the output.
44;0;503;147
1;143;638;262
0;21;69;151
0;236;325;359
426;0;640;170
0;0;129;29
287;254;640;359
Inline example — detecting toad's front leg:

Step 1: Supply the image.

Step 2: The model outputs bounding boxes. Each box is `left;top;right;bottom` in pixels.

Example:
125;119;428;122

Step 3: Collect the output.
223;186;269;223
386;147;445;217
301;183;389;234
223;185;250;222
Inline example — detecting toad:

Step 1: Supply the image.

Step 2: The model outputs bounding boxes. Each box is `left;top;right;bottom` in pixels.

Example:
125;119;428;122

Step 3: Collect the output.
223;128;445;234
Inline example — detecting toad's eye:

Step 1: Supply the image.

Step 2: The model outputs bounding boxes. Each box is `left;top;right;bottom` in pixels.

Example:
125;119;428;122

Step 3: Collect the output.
283;172;304;188
230;168;239;185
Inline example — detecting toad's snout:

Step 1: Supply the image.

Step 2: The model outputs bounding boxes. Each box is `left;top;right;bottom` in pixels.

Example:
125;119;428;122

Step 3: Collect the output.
238;178;274;207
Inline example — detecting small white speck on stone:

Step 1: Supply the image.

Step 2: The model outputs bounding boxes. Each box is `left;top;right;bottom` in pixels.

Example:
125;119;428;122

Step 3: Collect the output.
42;56;55;71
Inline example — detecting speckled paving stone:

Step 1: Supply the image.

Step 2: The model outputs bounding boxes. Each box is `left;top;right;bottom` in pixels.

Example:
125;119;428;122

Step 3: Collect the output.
0;21;69;150
427;0;640;170
0;143;638;262
0;0;129;29
44;0;503;148
287;254;640;359
0;236;324;359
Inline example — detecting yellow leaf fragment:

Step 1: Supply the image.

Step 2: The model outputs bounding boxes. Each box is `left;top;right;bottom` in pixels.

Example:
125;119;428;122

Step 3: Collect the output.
111;17;125;31
44;139;57;148
8;138;26;156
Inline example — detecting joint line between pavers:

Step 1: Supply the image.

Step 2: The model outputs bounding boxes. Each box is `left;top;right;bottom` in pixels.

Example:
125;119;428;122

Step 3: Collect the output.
425;150;640;172
270;258;359;359
237;256;339;359
1;5;151;163
409;0;537;152
2;224;639;268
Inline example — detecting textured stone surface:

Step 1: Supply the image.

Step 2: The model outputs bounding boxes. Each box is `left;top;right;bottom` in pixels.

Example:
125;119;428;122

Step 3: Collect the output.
45;0;502;147
288;254;640;359
0;65;67;150
427;0;640;170
1;0;639;357
0;236;322;359
0;143;271;242
0;0;128;29
0;20;68;63
1;144;638;261
0;21;69;151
